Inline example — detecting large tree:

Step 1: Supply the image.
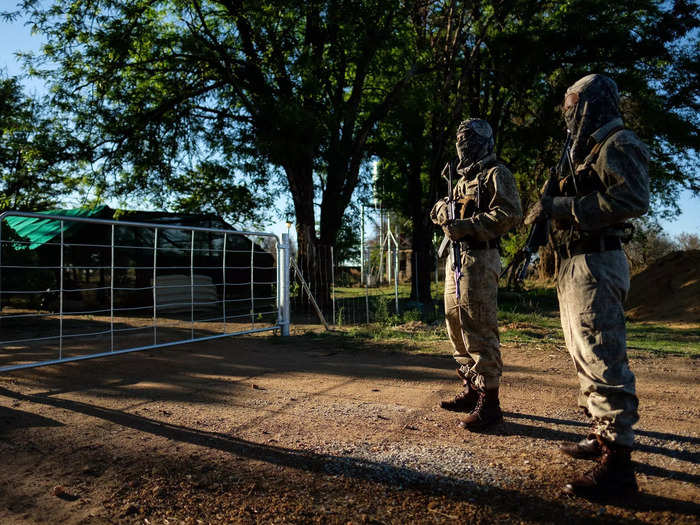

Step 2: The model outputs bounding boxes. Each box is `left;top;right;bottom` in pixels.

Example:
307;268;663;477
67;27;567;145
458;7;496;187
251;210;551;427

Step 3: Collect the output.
374;0;698;298
18;0;418;304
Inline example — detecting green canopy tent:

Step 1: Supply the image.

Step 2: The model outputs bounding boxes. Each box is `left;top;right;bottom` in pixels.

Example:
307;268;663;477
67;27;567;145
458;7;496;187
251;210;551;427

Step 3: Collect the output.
3;206;106;250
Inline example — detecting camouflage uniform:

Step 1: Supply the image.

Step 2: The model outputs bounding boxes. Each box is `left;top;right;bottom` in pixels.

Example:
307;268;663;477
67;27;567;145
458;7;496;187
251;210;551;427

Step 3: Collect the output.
440;154;522;389
431;119;522;396
550;77;649;447
526;74;649;496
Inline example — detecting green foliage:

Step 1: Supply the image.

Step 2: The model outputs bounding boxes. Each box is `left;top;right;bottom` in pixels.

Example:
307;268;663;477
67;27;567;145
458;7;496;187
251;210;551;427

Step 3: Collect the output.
0;75;85;212
402;308;422;323
169;161;267;226
372;0;699;273
19;0;416;241
374;294;390;324
333;204;362;264
10;0;698;257
335;305;345;327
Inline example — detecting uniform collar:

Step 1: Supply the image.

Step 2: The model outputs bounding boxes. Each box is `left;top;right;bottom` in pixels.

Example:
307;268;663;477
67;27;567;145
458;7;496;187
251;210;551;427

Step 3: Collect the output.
591;117;624;143
460;153;497;178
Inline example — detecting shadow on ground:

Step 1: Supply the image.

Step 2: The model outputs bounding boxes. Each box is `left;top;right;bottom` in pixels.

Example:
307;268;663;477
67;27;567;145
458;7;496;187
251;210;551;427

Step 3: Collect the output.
1;384;698;523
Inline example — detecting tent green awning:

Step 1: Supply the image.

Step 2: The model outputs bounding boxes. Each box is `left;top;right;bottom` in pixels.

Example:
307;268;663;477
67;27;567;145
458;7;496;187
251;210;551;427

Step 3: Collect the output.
3;206;107;250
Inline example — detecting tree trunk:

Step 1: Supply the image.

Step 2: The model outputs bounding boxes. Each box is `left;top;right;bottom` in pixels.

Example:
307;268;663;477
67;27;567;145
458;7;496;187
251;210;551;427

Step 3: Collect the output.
407;208;434;303
295;228;333;312
286;161;334;313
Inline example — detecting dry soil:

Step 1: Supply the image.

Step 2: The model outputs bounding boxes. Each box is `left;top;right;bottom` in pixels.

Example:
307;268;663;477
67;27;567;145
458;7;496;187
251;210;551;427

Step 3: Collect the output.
0;325;698;524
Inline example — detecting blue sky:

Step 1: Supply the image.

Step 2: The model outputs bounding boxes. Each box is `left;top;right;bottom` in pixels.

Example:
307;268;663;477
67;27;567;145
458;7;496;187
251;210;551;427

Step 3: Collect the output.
1;10;697;239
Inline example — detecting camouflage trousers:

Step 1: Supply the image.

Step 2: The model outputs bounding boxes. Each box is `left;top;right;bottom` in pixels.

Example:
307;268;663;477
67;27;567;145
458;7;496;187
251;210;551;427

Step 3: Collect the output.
444;248;502;390
557;250;639;447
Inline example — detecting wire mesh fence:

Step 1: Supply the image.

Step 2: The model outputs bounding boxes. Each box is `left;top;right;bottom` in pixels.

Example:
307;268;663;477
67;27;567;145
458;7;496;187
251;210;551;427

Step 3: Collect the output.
290;236;446;328
0;211;285;372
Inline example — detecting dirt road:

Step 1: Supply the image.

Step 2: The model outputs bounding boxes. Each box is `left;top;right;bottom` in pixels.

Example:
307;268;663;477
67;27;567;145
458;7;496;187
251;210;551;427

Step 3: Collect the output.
0;328;698;524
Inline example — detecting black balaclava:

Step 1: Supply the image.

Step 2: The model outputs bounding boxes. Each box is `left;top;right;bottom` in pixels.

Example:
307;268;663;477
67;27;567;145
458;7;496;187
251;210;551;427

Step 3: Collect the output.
455;118;494;174
564;74;621;165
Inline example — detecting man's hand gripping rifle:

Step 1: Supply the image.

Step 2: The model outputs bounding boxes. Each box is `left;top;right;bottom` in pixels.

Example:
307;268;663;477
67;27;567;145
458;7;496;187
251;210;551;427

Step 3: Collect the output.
503;131;575;282
437;158;462;298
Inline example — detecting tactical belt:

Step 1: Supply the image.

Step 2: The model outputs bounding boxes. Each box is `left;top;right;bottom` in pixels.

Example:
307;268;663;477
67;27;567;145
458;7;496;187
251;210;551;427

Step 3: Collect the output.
557;236;622;260
459;238;500;251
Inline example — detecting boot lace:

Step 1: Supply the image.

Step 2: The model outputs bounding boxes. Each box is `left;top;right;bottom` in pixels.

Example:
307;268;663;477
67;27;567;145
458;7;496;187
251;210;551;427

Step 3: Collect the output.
455;390;471;402
470;392;486;417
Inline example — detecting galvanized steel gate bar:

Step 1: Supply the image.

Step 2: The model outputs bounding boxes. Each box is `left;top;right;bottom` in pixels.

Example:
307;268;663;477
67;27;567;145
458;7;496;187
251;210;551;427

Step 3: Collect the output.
0;211;291;372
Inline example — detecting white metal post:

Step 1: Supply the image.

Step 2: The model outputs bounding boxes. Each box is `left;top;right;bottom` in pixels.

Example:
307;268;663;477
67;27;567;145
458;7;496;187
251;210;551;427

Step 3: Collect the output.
360;205;364;285
276;240;281;328
110;224;115;352
190;230;195;339
394;233;399;314
378;207;383;284
250;240;255;329
59;220;64;360
152;228;158;345
222;233;227;332
386;215;391;282
280;233;291;336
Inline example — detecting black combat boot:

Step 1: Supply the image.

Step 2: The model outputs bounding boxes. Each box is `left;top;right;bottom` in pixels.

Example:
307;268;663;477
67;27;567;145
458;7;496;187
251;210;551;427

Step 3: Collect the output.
440;369;478;412
559;433;602;460
563;435;638;498
458;387;503;430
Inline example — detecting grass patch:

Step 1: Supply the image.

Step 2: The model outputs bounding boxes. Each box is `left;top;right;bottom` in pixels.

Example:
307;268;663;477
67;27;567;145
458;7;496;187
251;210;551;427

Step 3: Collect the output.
295;284;699;358
626;323;700;357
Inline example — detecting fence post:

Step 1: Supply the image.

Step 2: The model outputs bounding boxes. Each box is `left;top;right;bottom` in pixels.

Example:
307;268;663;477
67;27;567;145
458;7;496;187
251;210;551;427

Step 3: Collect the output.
394;235;399;314
110;224;115;352
250;239;255;329
280;233;291;336
387;215;391;282
152;228;158;346
222;233;227;332
190;230;195;339
59;220;64;360
360;205;364;285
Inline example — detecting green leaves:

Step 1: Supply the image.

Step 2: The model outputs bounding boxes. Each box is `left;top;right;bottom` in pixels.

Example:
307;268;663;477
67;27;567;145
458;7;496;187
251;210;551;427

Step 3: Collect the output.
0;75;88;212
10;0;698;250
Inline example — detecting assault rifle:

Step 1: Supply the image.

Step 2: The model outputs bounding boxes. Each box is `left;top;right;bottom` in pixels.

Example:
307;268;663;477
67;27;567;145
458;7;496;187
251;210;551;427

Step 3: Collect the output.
502;131;574;282
437;157;462;298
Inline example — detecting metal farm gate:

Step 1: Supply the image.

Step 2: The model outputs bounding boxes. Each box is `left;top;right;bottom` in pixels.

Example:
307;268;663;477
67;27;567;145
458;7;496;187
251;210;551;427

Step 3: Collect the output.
0;211;291;372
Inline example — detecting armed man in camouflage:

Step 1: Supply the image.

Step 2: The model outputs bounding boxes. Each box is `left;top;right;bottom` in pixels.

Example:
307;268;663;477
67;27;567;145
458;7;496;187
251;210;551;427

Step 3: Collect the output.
430;119;522;431
524;74;649;497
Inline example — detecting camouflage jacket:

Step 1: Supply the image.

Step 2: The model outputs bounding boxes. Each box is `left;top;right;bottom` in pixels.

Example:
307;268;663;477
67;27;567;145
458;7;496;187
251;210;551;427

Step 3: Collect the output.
551;118;650;244
440;153;522;242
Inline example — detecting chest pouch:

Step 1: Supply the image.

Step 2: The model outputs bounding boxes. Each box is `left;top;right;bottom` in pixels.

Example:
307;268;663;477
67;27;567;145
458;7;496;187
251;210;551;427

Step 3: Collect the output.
458;195;477;219
456;176;482;219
